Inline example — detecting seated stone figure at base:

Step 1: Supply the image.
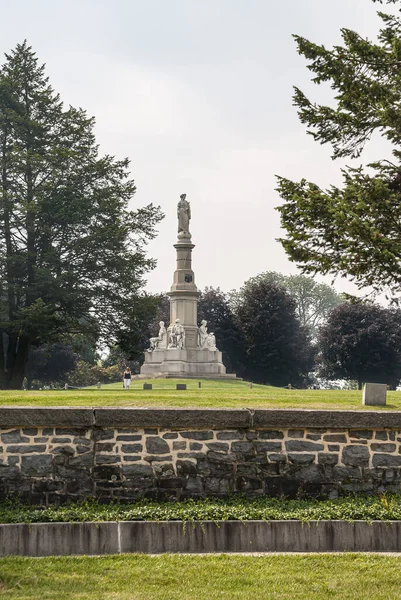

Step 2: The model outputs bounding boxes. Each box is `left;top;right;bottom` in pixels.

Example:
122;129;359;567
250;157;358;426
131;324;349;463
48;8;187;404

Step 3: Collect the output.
198;320;209;349
206;332;217;351
168;319;185;349
147;321;167;352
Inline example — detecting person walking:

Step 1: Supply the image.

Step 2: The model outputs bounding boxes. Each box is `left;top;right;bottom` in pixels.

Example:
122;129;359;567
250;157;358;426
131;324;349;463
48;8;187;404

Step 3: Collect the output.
123;368;131;390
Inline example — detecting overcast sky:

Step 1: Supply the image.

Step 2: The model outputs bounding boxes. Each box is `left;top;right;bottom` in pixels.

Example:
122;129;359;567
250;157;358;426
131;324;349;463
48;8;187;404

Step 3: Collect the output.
0;0;393;296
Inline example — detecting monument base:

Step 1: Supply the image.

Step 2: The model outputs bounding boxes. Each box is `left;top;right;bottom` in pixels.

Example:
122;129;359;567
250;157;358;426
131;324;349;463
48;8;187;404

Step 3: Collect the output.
139;348;237;379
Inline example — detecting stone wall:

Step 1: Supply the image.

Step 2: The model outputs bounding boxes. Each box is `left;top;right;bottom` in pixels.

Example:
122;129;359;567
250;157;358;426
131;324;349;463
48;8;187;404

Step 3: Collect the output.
1;408;401;503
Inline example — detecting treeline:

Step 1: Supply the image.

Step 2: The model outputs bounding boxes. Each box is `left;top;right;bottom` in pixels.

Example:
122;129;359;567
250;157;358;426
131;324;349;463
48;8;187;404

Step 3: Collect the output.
31;271;401;390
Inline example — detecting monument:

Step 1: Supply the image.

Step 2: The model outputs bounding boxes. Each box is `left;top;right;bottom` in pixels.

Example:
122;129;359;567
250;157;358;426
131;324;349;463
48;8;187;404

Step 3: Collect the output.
140;194;236;378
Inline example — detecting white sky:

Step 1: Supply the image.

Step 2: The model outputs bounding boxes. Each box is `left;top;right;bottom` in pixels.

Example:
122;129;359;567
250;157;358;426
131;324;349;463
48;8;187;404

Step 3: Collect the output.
0;0;393;297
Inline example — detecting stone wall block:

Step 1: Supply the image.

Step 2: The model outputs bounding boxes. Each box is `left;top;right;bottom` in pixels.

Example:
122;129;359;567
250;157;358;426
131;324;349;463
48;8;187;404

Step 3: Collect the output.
231;441;253;453
288;453;315;464
7;445;46;454
217;431;246;440
206;442;229;452
145;437;170;454
285;441;324;452
180;431;213;441
189;442;202;451
349;430;373;440
123;464;153;478
96;456;120;465
1;432;29;444
254;442;283;453
318;453;339;466
173;441;186;450
121;444;143;454
21;455;53;476
258;431;284;440
342;445;370;467
323;434;347;443
176;460;197;475
144;455;173;463
333;466;363;481
371;443;396;452
207;451;237;463
184;476;204;494
22;428;38;436
372;454;401;467
288;430;305;439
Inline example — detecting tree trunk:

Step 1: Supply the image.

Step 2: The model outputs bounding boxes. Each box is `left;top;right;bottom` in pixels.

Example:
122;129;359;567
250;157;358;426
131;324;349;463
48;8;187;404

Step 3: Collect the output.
0;334;30;389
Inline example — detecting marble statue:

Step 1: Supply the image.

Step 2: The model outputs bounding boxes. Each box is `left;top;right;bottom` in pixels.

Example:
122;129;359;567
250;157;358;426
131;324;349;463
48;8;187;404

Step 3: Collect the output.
198;320;209;349
147;321;167;352
206;332;217;351
177;193;191;235
168;319;185;349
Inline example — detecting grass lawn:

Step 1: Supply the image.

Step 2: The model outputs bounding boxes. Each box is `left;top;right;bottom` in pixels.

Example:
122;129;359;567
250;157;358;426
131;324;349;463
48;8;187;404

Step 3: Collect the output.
0;379;400;409
1;554;401;599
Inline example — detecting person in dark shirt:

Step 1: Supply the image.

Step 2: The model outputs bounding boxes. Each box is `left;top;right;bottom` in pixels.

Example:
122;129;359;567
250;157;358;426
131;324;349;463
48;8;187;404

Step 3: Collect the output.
123;368;131;390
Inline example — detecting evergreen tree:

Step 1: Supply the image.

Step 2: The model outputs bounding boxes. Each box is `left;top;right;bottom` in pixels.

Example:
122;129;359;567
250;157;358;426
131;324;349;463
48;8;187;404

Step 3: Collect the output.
317;302;401;389
276;1;401;296
0;42;163;388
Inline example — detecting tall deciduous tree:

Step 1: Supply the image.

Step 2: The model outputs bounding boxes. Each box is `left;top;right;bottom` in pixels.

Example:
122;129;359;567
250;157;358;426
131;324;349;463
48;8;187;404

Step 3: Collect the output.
276;1;401;296
0;42;163;388
236;280;314;387
317;303;401;389
234;272;341;335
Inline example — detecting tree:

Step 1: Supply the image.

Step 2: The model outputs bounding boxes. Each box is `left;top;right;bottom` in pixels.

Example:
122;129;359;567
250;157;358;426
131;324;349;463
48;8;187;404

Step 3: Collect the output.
317;302;401;389
276;1;401;296
235;280;314;387
198;287;245;375
0;42;163;388
115;293;168;369
234;272;342;335
25;342;77;388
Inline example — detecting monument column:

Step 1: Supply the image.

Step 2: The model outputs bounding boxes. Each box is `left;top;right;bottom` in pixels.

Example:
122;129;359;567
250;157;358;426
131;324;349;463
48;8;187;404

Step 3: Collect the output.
167;194;199;349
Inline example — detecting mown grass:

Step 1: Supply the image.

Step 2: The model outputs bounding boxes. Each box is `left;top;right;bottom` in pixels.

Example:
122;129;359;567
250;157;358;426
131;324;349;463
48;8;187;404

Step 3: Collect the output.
1;495;401;524
1;554;401;599
0;379;400;409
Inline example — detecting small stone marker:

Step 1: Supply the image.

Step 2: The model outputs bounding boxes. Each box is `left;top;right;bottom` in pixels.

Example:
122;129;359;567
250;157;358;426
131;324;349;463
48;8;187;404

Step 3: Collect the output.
143;383;152;390
198;381;201;388
363;383;387;406
176;384;187;390
249;382;253;389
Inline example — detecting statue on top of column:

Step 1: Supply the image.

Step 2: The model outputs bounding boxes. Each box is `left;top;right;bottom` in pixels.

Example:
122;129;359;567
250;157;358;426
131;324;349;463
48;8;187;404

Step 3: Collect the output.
177;193;191;236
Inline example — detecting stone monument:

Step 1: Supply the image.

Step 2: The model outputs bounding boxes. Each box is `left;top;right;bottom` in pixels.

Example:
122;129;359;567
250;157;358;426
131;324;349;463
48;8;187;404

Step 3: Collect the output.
140;195;236;378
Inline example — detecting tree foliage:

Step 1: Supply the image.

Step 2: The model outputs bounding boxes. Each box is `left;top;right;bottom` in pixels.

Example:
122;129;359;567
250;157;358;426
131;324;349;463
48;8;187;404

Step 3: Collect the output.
198;287;245;375
235;280;314;387
234;272;341;335
114;294;166;367
276;1;401;296
0;42;163;388
317;302;401;389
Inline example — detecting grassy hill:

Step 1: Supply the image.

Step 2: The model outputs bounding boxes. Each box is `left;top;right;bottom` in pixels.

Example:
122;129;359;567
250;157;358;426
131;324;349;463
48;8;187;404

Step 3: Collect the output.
0;378;399;409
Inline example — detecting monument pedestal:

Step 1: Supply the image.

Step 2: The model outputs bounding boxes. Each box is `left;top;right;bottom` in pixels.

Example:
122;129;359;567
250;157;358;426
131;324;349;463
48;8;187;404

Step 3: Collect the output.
140;348;236;379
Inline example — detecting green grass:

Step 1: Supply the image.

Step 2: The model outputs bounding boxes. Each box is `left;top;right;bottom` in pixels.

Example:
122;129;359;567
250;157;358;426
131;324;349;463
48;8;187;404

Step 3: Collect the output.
2;495;401;524
0;379;400;409
1;554;401;599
